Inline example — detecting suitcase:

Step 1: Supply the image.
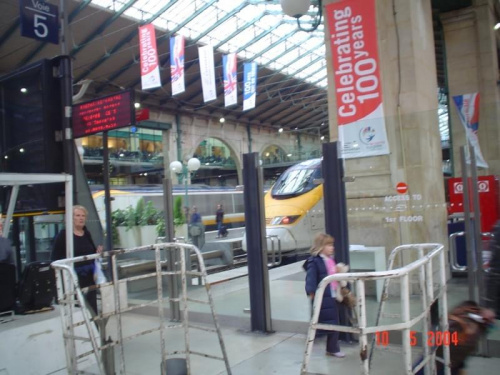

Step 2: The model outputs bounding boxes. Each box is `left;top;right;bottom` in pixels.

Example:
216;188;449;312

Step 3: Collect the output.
220;226;228;237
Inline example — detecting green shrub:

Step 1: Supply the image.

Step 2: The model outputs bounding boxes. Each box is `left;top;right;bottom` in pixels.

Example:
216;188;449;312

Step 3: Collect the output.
173;196;185;226
139;200;160;226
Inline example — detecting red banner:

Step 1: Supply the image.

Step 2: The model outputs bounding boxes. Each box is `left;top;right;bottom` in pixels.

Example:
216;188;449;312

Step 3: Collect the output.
139;24;161;90
326;0;389;158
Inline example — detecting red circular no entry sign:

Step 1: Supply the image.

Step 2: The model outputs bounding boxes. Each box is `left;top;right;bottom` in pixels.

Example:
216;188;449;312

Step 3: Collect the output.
396;182;408;194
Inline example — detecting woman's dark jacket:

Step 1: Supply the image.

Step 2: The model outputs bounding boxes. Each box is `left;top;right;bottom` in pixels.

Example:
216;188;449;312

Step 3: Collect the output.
304;255;338;325
51;227;96;268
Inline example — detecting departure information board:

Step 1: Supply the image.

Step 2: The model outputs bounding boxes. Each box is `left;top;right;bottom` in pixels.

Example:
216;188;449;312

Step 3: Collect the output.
72;90;134;138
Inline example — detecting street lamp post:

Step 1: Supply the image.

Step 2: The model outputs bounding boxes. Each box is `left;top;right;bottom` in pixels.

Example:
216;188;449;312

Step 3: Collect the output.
169;157;201;209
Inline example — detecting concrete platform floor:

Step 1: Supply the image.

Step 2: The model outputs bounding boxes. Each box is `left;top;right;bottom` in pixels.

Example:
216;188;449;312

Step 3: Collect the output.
1;261;499;375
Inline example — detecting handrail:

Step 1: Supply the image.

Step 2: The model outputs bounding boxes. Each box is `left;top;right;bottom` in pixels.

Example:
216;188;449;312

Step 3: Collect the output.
266;234;282;267
448;231;495;272
301;243;450;375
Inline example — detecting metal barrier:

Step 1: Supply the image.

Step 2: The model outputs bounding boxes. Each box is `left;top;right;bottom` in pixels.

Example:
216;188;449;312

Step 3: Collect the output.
51;243;232;375
301;243;450;375
449;231;494;272
266;234;282;267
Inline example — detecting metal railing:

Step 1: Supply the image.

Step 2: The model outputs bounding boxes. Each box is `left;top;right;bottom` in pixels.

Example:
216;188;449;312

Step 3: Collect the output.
301;243;449;375
51;243;232;375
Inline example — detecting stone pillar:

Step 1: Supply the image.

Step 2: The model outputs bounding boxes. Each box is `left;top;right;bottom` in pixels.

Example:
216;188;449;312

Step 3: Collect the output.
441;0;500;176
324;0;448;253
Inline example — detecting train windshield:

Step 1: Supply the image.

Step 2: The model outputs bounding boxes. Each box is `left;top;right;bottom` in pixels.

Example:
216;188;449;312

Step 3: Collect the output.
271;159;322;199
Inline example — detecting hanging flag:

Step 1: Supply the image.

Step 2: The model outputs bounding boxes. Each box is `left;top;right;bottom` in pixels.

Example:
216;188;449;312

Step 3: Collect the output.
198;45;217;102
223;53;238;107
138;24;161;90
170;35;185;95
453;93;488;168
243;62;257;111
325;0;389;159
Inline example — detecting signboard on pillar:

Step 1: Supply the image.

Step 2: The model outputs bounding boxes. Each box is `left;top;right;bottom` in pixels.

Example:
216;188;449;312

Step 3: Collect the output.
325;0;389;159
20;0;59;44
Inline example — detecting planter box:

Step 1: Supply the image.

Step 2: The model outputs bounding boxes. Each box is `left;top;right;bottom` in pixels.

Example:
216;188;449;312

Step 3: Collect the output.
117;226;141;249
140;225;158;246
174;224;188;241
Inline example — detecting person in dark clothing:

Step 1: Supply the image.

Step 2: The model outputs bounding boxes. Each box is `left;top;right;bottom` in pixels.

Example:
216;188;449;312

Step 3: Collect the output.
304;233;345;358
0;220;14;265
189;206;204;249
190;206;201;224
215;204;224;238
486;220;500;317
51;205;102;315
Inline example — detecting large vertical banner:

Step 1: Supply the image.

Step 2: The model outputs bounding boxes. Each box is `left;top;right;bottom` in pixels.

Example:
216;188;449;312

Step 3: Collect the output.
243;62;257;111
170;35;185;95
223;53;238;107
138;24;161;90
198;45;217;102
326;0;389;158
453;93;488;168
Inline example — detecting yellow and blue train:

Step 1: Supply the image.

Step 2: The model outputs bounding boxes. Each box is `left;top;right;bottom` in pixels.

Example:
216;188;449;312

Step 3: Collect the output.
91;158;325;253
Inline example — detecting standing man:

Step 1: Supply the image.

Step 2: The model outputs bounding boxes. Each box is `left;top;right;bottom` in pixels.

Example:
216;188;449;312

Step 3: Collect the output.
0;219;15;265
216;204;224;238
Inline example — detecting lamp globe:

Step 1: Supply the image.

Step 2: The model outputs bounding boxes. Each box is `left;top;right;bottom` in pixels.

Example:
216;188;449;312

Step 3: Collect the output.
187;157;201;172
169;160;183;173
280;0;311;18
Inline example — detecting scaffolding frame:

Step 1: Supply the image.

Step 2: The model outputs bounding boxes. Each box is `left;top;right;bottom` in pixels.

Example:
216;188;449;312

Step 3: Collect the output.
51;242;232;375
301;243;450;375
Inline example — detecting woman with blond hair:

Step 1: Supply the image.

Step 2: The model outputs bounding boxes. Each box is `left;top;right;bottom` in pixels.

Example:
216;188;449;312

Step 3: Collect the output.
303;233;345;358
51;205;102;314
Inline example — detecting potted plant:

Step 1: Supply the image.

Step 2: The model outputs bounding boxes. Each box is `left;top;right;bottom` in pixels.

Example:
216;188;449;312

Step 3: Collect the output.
111;208;127;248
113;198;161;248
173;196;188;240
155;196;187;241
139;200;161;245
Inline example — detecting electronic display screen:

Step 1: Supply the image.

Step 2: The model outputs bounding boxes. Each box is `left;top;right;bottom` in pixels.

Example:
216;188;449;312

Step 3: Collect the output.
72;90;135;138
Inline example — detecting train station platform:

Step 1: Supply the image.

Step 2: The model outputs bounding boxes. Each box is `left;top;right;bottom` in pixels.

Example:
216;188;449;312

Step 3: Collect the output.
1;261;499;375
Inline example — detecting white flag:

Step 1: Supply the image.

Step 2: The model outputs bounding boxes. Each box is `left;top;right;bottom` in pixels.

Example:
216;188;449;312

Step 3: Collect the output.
198;45;217;102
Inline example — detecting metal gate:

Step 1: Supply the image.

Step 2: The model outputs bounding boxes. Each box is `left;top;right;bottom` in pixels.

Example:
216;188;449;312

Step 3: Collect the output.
51;242;232;375
301;243;450;375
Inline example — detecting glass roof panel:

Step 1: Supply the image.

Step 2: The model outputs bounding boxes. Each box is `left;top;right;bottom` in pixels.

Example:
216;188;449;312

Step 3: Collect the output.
85;1;456;141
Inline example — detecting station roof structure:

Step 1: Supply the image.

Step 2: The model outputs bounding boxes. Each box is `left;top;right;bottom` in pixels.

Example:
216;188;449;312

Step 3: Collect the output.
0;0;474;140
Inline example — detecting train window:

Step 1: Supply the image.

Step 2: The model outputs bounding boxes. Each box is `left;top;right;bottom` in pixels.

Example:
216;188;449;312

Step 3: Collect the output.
271;165;322;199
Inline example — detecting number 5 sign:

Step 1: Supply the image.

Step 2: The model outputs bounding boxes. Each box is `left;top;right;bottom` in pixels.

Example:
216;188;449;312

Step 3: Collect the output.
20;0;59;44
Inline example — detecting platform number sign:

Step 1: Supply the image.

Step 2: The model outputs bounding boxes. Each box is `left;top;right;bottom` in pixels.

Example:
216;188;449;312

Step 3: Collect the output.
20;0;59;44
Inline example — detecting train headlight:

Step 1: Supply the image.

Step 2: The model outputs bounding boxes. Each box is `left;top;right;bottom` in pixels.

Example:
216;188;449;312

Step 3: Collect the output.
270;215;300;225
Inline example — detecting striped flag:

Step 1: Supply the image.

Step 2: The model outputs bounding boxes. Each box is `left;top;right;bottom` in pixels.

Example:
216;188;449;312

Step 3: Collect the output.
170;35;185;95
453;93;488;168
223;53;237;107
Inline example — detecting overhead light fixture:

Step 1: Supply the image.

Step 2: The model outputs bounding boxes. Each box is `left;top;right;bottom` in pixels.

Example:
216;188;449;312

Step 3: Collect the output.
280;0;323;32
320;135;325;141
134;102;141;108
279;128;284;133
495;23;500;30
20;88;28;93
219;117;225;123
19;148;25;153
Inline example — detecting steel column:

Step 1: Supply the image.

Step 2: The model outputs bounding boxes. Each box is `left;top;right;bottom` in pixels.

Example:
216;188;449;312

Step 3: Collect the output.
243;152;272;332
